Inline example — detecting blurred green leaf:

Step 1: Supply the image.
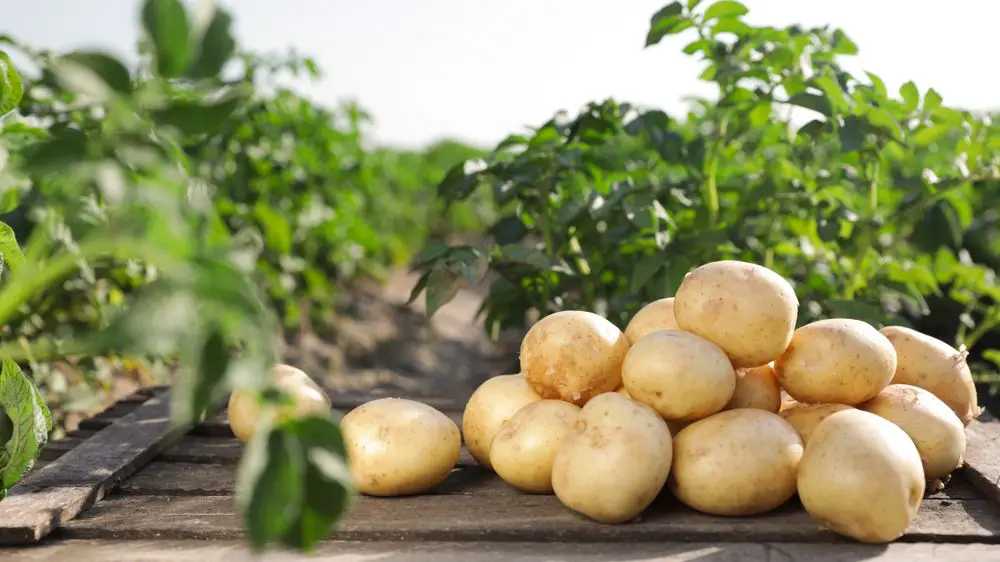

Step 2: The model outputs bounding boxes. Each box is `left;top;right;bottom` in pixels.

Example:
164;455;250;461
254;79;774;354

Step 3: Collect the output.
0;221;26;276
899;81;919;113
645;2;686;47
186;7;236;79
0;50;23;117
702;0;748;21
629;254;662;293
425;267;462;317
236;420;305;549
142;0;192;78
152;91;246;136
787;92;832;117
61;51;133;94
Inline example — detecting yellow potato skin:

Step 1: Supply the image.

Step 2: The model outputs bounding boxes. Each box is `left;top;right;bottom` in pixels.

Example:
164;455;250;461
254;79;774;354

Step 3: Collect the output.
228;364;331;444
341;398;461;497
624;298;679;344
724;363;782;413
669;409;803;516
490;400;582;494
462;374;542;469
880;326;980;426
779;403;854;446
520;310;630;406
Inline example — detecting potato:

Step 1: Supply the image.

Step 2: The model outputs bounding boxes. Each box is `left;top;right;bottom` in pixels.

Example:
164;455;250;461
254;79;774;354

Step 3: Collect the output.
624;298;679;343
860;384;966;480
616;385;631;398
779;389;800;412
622;330;735;421
880;326;980;426
669;409;803;516
341;398;461;496
780;403;854;446
797;409;925;543
520;310;630;405
552;393;673;524
775;318;896;405
724;363;781;413
674;260;798;368
490;400;581;494
462;374;542;469
228;364;331;444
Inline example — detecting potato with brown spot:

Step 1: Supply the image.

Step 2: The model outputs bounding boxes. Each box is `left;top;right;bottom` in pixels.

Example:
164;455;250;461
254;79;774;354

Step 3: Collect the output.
780;403;854;446
228;364;332;444
490;400;582;494
520;310;630;405
552;393;673;524
624;298;679;343
669;409;803;516
724;363;781;413
341;398;461;497
462;374;542;469
880;326;980;425
674;260;798;368
775;318;896;405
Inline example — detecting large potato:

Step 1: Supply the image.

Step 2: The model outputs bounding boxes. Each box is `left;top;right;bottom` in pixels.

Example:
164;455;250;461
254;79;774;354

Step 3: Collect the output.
779;403;854;446
880;326;980;426
624;298;679;343
228;364;331;444
674;260;798;368
724;363;781;413
490;400;581;494
669;409;803;516
860;384;966;480
341;398;461;497
462;374;542;469
520;310;630;405
552;393;673;524
775;319;896;405
622;330;735;421
797;409;925;543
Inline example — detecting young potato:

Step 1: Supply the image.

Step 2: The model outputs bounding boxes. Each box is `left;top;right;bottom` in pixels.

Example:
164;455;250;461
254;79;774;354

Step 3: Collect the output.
724;363;781;413
880;326;980;426
341;398;461;497
860;384;966;481
462;374;542;469
779;403;854;446
490;400;582;494
228;363;331;444
775;318;896;405
797;409;925;544
674;260;798;368
520;310;630;406
624;298;679;343
622;330;736;422
669;409;803;516
552;393;673;524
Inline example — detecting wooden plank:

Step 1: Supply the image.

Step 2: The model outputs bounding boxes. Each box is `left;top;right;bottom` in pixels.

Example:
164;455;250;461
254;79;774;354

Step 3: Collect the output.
189;406;465;438
963;417;1000;507
39;430;100;461
62;493;1000;543
0;390;184;545
6;539;1000;562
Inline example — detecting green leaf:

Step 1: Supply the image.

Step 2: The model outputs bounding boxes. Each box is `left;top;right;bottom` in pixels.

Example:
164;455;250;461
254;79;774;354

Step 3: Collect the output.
437;161;482;202
866;107;903;141
838;115;866;152
924;88;943;112
831;29;858;55
236;419;306;549
0;50;23;117
141;0;192;78
865;71;887;99
712;17;751;35
186;7;236;79
912;124;950;146
425;267;462;317
0;359;49;492
702;0;748;21
814;73;848;112
787;92;832;117
687;0;702;7
61;51;133;94
796;119;828;139
899;81;919;112
629;255;663;293
0;221;26;277
152;91;246;136
172;325;230;427
490;216;528;245
645;2;687;47
253;202;293;254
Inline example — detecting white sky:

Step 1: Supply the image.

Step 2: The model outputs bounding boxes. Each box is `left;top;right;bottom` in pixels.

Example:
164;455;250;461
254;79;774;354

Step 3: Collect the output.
3;0;997;148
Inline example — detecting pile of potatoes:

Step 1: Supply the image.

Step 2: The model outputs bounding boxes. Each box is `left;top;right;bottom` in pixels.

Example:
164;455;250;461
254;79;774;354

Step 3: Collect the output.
230;260;982;545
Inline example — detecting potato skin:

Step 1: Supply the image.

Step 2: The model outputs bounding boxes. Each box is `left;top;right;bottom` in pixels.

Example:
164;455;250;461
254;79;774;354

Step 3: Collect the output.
880;326;980;426
779;403;854;446
552;393;673;524
228;364;331;444
797;409;924;544
462;374;542;469
490;400;581;494
520;310;630;406
622;330;736;421
724;363;781;413
775;319;896;405
674;260;798;368
624;298;679;344
341;398;461;497
669;409;803;516
860;384;966;480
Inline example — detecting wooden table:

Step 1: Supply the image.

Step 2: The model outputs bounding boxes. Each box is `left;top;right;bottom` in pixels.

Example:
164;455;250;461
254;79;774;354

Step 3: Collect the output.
2;387;999;561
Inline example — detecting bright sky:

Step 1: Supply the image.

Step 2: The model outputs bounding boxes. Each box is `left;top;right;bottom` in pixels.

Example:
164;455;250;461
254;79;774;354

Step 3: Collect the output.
4;0;997;149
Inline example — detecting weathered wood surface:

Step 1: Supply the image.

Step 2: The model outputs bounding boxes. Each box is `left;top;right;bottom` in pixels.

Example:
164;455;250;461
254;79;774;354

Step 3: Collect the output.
7;539;1000;562
965;412;1000;507
0;390;181;545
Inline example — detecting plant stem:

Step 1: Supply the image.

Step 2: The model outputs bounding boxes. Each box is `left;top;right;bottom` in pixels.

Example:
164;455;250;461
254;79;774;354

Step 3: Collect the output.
964;313;1000;349
705;114;729;229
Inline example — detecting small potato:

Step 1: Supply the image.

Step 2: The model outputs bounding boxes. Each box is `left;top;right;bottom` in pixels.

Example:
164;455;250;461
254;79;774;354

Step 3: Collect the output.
228;364;331;444
860;384;966;480
880;326;980;426
779;389;800;412
520;310;630;405
624;298;679;343
674;260;798;368
463;374;542;469
341;398;461;497
670;409;803;516
622;330;736;422
797;409;924;543
724;363;781;413
552;393;673;524
780;403;854;446
775;319;896;405
490;400;581;494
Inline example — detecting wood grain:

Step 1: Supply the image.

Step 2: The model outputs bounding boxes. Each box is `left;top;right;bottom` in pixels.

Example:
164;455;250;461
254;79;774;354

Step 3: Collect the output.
963;417;1000;507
